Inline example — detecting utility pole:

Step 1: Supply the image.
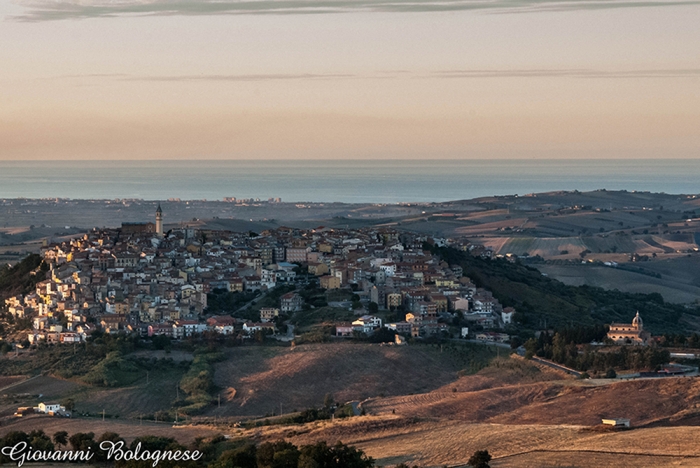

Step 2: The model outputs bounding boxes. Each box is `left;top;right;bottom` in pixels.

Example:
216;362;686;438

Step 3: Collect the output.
102;409;105;421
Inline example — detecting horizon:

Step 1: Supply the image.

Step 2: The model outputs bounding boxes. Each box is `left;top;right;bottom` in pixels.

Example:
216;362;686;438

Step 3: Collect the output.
2;157;700;162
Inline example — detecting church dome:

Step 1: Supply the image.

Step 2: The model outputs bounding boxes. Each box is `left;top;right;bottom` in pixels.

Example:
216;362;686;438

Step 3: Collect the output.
632;311;643;330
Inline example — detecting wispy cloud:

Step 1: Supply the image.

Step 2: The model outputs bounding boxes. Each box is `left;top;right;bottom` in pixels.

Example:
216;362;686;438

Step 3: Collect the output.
122;73;356;82
53;69;700;82
11;0;700;21
431;69;700;78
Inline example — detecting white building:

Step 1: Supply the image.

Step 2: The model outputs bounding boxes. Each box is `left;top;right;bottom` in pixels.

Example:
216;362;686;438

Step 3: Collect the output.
352;315;382;333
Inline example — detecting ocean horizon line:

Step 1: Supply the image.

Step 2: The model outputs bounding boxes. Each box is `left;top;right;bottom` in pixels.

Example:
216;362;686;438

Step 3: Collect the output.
1;157;699;163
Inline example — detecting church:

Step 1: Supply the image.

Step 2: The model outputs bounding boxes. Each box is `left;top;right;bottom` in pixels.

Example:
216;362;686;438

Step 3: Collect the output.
120;203;163;237
607;312;651;345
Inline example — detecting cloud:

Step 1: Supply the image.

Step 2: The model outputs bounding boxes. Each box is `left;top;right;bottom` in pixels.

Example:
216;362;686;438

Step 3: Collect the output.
53;69;700;82
11;0;700;21
431;69;700;78
121;73;356;82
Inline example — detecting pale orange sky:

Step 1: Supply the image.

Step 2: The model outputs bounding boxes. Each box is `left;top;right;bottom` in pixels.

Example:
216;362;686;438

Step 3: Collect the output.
0;0;699;160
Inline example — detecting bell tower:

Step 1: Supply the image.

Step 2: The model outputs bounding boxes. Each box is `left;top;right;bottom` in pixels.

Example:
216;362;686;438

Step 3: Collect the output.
155;203;163;237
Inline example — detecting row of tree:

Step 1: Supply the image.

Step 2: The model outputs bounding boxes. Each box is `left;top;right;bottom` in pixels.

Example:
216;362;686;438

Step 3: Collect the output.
525;331;670;373
0;430;379;468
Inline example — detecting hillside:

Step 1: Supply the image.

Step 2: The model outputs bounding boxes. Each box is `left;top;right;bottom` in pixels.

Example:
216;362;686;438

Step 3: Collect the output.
429;245;700;333
207;342;499;418
365;376;700;427
0;253;46;301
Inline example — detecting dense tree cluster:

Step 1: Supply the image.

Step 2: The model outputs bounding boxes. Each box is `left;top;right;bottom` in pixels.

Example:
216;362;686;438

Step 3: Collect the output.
525;331;670;373
213;440;375;468
427;245;700;334
0;254;47;302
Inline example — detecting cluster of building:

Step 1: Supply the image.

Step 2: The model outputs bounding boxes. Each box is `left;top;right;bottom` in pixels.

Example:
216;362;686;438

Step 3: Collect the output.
5;206;517;345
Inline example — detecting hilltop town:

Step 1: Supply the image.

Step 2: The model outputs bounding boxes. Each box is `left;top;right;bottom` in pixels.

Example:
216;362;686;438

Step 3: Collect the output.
5;205;515;347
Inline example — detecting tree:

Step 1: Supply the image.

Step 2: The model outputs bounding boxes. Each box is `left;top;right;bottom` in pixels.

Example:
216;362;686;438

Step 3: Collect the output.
69;432;97;452
368;302;379;313
53;431;68;449
323;393;334;409
257;440;300;468
61;398;75;411
213;444;257;468
298;441;374;468
467;449;492;468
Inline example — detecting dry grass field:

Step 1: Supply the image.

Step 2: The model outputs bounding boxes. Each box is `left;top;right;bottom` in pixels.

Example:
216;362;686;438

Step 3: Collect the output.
74;365;187;418
247;416;700;467
208;342;497;418
365;369;700;427
199;358;700;466
3;354;700;467
0;369;186;420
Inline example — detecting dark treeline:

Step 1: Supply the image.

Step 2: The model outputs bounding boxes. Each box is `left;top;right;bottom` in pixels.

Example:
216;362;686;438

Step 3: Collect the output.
658;333;700;349
0;254;47;301
427;244;700;334
0;430;377;468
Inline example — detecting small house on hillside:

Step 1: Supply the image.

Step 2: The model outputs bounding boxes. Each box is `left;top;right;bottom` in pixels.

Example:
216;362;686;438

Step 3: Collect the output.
602;418;630;428
33;402;70;417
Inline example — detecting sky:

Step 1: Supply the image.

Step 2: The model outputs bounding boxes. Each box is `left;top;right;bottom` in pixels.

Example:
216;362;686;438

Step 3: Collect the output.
0;0;699;160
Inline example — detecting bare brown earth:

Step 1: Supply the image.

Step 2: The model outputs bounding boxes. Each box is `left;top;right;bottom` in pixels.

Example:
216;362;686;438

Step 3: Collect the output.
0;375;28;390
208;342;493;418
365;373;700;427
3;355;700;467
0;414;219;444
231;359;700;466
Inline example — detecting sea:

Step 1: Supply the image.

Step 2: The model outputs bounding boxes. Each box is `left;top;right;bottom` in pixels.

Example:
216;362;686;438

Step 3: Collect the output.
0;159;698;203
